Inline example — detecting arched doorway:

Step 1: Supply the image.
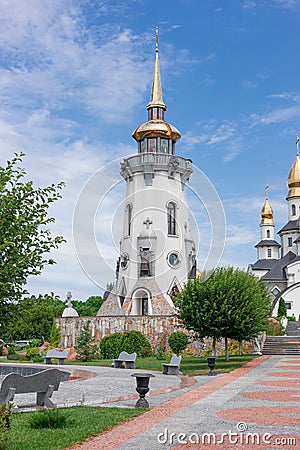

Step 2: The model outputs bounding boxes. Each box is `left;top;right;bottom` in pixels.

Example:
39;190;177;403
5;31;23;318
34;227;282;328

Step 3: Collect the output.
131;288;152;315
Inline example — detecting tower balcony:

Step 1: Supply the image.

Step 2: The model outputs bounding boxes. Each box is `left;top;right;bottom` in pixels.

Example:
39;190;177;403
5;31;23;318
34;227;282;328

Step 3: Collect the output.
120;153;193;184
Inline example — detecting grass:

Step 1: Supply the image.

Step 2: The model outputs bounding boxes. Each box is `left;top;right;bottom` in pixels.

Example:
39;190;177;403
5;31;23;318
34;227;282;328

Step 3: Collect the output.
5;406;145;450
0;354;258;376
65;354;258;376
0;354;257;377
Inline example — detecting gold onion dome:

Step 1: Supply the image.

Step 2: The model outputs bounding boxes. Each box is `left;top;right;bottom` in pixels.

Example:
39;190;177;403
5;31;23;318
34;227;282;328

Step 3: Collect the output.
261;184;274;226
132;27;181;143
287;135;300;199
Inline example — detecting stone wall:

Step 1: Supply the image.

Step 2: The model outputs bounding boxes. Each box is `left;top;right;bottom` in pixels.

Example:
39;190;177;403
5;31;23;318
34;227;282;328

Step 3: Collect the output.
57;315;203;354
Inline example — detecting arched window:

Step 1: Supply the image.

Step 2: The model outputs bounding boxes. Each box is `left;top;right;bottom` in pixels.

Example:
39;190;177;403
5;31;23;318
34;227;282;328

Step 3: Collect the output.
127;204;132;236
266;230;270;238
292;204;296;216
167;202;176;235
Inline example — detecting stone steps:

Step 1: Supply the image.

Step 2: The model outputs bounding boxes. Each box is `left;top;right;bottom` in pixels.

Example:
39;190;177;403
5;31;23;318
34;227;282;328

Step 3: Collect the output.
262;335;300;355
286;321;300;336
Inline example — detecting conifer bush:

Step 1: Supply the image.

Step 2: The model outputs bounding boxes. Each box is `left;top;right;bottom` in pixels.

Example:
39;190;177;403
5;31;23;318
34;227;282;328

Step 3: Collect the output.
75;321;98;361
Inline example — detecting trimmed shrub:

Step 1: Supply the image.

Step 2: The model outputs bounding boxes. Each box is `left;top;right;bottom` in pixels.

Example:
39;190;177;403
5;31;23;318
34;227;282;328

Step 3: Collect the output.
168;331;189;355
100;331;152;359
219;339;248;356
121;331;152;357
99;332;124;359
25;348;43;362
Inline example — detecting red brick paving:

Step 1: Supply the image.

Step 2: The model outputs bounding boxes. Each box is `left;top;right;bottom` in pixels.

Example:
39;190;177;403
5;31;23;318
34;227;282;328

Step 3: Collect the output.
275;365;300;369
217;405;300;426
68;356;270;449
243;389;300;402
268;371;300;378
259;379;300;388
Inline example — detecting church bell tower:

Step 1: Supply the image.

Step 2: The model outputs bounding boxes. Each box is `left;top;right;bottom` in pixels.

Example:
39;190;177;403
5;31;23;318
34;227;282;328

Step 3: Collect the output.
98;29;196;316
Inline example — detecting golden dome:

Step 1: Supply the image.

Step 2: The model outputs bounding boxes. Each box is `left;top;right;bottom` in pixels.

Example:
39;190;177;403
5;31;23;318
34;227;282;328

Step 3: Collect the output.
287;155;300;199
132;27;181;144
132;120;181;142
260;198;274;226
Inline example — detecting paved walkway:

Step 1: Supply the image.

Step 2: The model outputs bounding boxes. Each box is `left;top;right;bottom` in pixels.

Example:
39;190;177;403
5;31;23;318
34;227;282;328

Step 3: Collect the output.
68;355;300;450
2;356;300;449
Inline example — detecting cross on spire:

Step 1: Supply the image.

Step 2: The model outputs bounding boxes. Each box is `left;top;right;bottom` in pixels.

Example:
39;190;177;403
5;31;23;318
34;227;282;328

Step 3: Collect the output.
143;217;152;229
155;26;159;53
265;183;269;200
296;133;299;157
66;291;72;308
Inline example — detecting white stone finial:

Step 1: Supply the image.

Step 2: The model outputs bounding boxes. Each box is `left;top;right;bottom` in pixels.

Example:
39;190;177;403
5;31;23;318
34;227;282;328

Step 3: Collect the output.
66;291;72;308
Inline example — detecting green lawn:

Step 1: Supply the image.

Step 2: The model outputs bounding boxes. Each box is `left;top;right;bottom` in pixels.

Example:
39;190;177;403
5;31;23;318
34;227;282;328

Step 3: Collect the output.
0;354;258;376
65;354;258;376
5;406;144;450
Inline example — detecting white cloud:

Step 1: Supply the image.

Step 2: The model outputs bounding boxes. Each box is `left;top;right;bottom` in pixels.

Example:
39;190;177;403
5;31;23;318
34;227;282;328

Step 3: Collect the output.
242;1;258;10
182;121;243;162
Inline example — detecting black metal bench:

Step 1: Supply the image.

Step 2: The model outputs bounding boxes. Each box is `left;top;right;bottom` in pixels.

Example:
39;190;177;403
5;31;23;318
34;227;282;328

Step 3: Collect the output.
0;368;63;409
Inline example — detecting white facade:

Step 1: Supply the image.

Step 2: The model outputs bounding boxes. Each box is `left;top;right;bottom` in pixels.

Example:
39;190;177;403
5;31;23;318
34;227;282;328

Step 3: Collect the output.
98;30;196;317
117;154;194;310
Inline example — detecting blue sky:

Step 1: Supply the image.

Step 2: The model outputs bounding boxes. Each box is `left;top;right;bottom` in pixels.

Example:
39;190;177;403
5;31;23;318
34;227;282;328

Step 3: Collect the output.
0;0;299;301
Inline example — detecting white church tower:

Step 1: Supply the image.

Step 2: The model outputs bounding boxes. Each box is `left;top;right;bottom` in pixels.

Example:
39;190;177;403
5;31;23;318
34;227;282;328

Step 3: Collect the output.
99;29;196;317
255;185;280;261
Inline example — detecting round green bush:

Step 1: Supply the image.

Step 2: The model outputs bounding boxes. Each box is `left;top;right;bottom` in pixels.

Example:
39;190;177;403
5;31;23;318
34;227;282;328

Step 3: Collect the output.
99;332;124;359
168;331;189;355
121;331;152;357
99;330;152;359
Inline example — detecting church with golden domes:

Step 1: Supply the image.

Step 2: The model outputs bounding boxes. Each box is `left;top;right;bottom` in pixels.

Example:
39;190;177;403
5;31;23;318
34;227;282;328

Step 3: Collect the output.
249;135;300;320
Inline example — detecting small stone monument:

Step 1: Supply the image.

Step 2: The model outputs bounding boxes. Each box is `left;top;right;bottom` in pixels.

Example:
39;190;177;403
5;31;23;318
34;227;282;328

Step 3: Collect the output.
62;291;79;317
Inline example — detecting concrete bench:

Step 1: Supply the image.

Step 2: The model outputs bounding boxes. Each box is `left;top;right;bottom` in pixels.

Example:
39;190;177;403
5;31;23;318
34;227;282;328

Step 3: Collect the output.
44;349;68;365
162;354;181;375
0;368;62;409
114;351;137;369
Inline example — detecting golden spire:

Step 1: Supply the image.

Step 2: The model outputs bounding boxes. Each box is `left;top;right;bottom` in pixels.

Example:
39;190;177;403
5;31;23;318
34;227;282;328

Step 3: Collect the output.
261;183;274;226
146;27;166;111
287;134;300;199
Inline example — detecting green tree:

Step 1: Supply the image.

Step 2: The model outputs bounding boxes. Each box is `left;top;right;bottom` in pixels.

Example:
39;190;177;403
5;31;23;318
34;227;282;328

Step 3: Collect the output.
177;266;271;360
176;274;223;356
72;296;103;316
168;331;189;355
277;297;287;319
1;294;65;341
75;321;98;362
0;153;65;322
49;318;61;347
